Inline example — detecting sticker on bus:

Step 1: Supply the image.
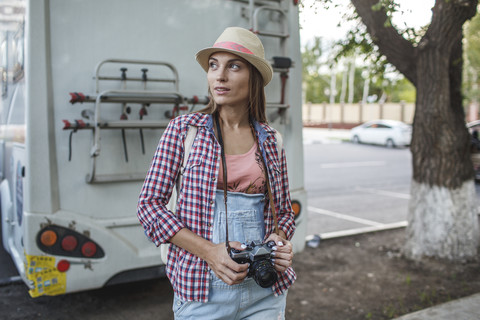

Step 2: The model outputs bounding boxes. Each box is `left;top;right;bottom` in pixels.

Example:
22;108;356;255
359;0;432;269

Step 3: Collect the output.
25;254;66;297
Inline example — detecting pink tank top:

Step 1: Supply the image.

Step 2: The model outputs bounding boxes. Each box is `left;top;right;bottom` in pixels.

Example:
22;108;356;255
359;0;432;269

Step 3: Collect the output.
217;143;266;194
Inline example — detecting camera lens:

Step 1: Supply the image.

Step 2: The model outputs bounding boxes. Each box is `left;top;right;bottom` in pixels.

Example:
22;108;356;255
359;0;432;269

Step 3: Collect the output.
251;260;278;288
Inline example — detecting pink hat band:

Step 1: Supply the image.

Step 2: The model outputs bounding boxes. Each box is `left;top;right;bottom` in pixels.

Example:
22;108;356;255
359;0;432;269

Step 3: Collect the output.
213;41;254;55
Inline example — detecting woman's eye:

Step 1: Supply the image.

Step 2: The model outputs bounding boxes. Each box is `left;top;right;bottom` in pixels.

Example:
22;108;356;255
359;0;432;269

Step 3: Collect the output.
209;61;217;69
230;63;240;70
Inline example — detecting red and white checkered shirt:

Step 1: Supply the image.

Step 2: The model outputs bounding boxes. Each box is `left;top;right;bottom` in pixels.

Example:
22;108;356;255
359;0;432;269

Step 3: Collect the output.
137;112;296;302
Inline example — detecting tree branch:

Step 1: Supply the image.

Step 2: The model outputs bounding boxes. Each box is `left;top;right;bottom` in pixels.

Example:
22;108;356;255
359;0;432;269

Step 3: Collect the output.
350;0;418;86
421;0;478;53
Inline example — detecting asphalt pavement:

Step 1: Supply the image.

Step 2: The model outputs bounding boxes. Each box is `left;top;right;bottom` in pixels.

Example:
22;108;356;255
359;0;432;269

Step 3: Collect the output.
303;127;411;240
305;128;480;320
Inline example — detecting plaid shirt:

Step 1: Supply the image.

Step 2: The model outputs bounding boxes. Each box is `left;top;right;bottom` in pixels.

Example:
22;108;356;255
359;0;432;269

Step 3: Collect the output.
137;112;296;302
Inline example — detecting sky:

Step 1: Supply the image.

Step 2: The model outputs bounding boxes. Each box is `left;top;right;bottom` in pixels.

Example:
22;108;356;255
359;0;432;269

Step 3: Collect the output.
299;0;436;46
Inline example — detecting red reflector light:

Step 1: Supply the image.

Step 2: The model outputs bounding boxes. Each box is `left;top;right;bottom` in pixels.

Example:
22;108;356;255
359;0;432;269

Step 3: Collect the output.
291;201;301;219
81;241;97;257
40;230;58;247
57;260;70;272
61;235;78;251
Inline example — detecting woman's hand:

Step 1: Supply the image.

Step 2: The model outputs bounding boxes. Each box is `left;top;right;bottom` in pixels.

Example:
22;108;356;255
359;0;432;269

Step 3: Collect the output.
205;241;249;285
266;233;293;273
169;229;248;285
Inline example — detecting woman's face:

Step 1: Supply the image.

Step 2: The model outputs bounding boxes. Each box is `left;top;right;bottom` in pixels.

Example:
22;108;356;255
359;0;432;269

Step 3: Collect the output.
207;51;250;109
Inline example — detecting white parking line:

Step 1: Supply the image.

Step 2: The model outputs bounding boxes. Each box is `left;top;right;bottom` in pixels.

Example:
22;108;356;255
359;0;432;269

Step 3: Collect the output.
355;187;411;199
308;206;383;226
319;161;386;169
306;221;409;241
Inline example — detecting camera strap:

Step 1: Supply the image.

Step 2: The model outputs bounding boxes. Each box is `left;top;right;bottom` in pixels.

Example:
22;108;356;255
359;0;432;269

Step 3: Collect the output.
214;113;231;252
214;113;279;253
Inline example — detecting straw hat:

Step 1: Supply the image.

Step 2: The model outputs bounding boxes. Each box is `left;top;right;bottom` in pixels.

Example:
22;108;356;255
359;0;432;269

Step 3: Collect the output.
195;27;273;86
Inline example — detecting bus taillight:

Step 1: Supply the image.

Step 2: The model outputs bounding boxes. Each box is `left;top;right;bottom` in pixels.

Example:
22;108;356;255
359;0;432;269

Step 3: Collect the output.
81;241;97;257
40;230;58;247
36;225;104;259
61;235;78;251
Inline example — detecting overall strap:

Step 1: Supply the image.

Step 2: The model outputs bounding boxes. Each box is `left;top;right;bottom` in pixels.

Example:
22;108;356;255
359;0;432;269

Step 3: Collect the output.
251;125;280;235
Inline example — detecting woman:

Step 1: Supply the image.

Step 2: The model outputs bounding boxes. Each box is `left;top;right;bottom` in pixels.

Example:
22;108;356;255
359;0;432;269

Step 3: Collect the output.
137;27;296;319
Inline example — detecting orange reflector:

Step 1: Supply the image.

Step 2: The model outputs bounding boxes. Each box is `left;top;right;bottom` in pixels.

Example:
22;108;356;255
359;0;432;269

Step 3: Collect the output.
81;241;97;257
291;201;301;219
61;235;78;251
40;230;58;247
57;259;70;272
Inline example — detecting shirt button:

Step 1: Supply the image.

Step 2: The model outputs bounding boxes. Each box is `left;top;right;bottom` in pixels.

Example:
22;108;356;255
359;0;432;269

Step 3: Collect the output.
210;200;214;205
212;177;216;181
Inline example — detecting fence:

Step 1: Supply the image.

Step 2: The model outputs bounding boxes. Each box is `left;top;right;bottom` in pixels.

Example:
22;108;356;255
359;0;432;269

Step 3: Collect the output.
302;102;415;127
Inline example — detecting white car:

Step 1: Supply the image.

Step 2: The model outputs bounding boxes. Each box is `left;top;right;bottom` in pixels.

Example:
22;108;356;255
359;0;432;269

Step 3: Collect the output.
350;120;412;148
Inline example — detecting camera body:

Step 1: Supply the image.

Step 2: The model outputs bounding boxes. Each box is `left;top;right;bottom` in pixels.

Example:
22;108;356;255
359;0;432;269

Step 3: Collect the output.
229;240;278;288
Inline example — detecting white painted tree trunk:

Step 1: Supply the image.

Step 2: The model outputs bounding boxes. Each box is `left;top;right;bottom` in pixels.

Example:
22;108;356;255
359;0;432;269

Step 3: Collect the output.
405;179;480;260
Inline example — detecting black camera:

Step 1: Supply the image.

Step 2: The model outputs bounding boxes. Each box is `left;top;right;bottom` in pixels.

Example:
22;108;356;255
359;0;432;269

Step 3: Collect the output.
229;240;278;288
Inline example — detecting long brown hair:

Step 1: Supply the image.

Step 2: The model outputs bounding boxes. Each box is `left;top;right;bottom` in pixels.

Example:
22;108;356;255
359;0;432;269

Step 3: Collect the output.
199;64;267;123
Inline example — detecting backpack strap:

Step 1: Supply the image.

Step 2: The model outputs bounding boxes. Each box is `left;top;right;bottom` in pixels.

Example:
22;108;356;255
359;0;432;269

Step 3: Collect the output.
162;125;197;262
274;130;283;158
167;125;198;214
177;125;197;191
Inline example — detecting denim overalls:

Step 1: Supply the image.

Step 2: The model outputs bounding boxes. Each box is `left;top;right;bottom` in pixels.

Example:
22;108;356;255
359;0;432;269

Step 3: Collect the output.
173;190;287;320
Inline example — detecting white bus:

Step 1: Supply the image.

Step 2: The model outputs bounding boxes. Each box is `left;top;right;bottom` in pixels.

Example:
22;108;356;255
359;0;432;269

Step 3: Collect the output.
0;0;306;297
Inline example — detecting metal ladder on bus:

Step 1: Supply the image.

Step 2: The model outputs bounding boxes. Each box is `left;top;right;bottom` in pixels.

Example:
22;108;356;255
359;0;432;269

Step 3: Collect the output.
63;58;207;184
234;0;293;122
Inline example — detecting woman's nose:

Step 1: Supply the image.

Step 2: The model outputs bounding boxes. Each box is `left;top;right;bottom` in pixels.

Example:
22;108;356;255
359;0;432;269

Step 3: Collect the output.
216;67;227;82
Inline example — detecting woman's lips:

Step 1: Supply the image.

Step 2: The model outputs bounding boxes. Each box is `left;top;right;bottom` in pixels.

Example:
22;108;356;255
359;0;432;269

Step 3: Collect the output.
214;86;230;94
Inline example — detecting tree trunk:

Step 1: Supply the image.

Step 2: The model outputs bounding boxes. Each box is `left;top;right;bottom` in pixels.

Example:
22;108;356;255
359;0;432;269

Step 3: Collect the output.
329;66;336;104
350;0;480;260
361;74;369;105
407;14;479;260
340;62;348;104
348;58;355;104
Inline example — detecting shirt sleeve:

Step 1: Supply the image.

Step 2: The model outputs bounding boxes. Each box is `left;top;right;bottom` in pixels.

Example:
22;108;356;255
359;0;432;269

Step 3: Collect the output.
136;119;186;246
